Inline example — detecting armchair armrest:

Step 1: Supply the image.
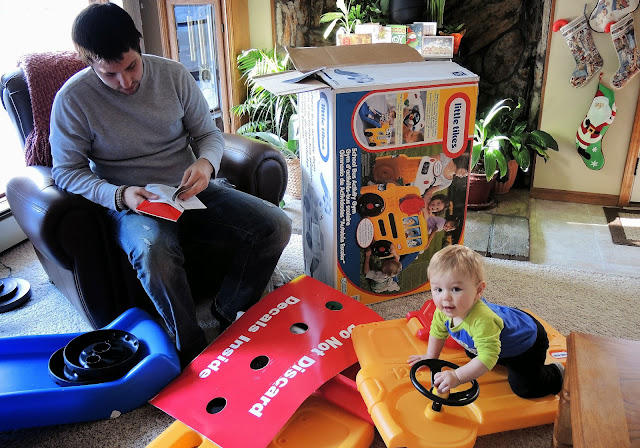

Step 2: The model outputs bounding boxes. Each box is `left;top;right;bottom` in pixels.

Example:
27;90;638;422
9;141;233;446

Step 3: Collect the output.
6;166;108;269
220;134;287;205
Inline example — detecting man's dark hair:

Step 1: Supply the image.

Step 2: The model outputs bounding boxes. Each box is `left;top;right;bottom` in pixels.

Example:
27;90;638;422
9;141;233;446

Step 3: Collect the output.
72;3;142;65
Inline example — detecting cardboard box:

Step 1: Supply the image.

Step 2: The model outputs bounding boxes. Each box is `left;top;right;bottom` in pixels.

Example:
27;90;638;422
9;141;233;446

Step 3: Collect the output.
257;44;478;304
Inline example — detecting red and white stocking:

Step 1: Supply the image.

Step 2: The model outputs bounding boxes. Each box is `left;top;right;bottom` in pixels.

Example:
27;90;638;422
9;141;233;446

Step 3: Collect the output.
610;13;640;89
559;15;604;88
589;0;640;33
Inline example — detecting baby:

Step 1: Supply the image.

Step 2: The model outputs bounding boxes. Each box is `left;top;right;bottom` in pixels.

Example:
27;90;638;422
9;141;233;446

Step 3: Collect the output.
408;245;564;398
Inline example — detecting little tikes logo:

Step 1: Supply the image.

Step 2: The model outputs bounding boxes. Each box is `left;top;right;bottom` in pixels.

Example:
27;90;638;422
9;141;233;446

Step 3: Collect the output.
317;92;329;162
444;94;469;158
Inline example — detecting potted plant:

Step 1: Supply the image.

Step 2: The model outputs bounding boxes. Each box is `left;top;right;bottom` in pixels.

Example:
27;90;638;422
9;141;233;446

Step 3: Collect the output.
231;48;301;199
469;97;559;205
440;23;466;55
425;0;446;29
319;0;384;43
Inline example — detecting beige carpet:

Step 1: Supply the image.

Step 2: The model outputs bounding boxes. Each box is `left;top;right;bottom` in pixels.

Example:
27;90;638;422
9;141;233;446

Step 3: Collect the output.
1;233;640;447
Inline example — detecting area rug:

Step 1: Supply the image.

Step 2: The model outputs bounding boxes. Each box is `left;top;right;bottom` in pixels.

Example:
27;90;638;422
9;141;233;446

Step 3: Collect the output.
603;207;640;247
1;234;640;448
464;213;530;261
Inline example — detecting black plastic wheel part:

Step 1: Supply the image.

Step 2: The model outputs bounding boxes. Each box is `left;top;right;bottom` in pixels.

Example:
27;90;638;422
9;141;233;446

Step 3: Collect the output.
48;347;98;387
0;277;31;313
61;329;140;384
410;358;480;409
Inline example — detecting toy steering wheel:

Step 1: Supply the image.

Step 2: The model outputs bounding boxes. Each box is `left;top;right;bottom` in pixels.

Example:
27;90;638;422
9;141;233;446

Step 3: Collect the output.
410;359;479;411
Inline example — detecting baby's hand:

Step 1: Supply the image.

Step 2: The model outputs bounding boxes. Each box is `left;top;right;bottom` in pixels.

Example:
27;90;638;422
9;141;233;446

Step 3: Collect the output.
407;354;429;367
433;369;460;394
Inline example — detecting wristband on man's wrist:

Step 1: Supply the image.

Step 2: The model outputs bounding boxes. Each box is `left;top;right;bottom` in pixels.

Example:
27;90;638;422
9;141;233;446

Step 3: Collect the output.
115;185;129;211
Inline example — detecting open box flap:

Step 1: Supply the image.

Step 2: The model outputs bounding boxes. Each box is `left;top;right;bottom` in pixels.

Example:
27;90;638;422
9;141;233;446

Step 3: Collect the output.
286;43;424;72
317;60;479;89
253;70;327;96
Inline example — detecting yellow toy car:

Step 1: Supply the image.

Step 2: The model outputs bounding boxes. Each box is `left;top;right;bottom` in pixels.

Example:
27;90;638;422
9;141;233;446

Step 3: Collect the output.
356;182;429;256
363;122;392;147
352;307;568;448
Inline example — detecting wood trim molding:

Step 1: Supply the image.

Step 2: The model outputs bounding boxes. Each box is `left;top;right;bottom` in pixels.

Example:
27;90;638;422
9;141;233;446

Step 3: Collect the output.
271;0;277;49
156;1;171;58
537;0;555;131
223;0;249;133
619;89;640;206
530;187;619;206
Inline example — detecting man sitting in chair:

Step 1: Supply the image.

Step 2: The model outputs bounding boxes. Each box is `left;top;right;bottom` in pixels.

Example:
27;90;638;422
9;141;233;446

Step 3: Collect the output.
49;3;291;367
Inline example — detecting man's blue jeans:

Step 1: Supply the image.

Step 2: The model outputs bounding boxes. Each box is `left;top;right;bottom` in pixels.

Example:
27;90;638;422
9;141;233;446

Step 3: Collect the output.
106;182;292;363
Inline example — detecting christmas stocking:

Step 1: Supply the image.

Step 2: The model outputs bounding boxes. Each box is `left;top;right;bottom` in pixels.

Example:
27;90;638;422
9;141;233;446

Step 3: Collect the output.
610;13;640;89
589;0;640;33
560;15;604;88
576;79;616;170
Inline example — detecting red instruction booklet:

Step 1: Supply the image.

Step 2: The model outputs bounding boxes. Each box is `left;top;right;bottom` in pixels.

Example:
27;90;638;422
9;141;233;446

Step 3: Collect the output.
135;184;206;222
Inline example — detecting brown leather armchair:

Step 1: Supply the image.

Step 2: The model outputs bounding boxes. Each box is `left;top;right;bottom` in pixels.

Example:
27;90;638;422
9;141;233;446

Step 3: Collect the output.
1;67;287;329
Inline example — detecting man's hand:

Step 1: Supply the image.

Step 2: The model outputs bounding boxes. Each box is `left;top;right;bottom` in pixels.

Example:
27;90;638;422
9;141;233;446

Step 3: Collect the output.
123;186;160;211
175;158;214;200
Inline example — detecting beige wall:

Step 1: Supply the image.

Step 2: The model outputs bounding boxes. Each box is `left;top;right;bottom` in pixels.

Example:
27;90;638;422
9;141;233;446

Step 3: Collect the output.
535;1;640;196
248;0;273;49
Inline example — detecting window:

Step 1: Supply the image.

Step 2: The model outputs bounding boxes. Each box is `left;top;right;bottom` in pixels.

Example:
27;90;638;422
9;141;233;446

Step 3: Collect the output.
0;1;89;214
174;5;221;112
158;0;249;133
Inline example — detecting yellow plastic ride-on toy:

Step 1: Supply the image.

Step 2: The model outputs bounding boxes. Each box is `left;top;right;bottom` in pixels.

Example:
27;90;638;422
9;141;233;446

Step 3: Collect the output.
351;307;568;448
356;182;429;256
363;122;393;147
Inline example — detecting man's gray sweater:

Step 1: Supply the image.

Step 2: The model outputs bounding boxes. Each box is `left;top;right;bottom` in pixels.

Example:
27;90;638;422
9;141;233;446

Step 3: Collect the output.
50;54;224;210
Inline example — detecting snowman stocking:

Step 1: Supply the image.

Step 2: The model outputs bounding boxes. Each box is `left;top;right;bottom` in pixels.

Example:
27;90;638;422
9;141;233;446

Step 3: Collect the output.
576;79;616;170
560;15;604;88
610;13;640;89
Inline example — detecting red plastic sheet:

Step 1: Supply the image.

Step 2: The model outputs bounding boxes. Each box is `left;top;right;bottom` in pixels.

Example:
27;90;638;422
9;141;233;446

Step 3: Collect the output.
151;275;382;448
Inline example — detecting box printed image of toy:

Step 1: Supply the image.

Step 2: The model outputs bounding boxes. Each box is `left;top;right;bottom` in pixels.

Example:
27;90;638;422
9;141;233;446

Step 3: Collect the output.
292;52;478;306
339;86;475;303
354;90;457;148
356;146;470;297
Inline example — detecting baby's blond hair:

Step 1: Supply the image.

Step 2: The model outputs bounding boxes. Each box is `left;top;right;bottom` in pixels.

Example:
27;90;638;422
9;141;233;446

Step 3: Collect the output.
382;259;402;276
427;245;485;283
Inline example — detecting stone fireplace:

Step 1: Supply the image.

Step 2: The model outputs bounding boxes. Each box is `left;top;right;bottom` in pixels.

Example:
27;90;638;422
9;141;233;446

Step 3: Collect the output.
273;0;553;127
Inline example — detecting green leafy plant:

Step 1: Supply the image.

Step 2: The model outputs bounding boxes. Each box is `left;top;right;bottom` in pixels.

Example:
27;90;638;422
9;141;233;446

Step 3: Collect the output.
441;23;465;34
231;48;298;158
472;98;559;181
426;0;446;28
319;0;385;39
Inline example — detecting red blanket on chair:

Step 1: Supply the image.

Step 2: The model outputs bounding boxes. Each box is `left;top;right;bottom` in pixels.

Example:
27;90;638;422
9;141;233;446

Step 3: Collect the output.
18;51;86;167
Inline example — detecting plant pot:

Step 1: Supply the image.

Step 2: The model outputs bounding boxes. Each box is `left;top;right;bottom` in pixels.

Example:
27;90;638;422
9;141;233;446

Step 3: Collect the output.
450;30;466;55
467;172;496;210
389;0;424;23
494;160;519;195
286;158;302;199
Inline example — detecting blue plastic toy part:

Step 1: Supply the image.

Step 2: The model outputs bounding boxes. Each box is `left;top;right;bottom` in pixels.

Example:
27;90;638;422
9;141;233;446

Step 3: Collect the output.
0;307;181;431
